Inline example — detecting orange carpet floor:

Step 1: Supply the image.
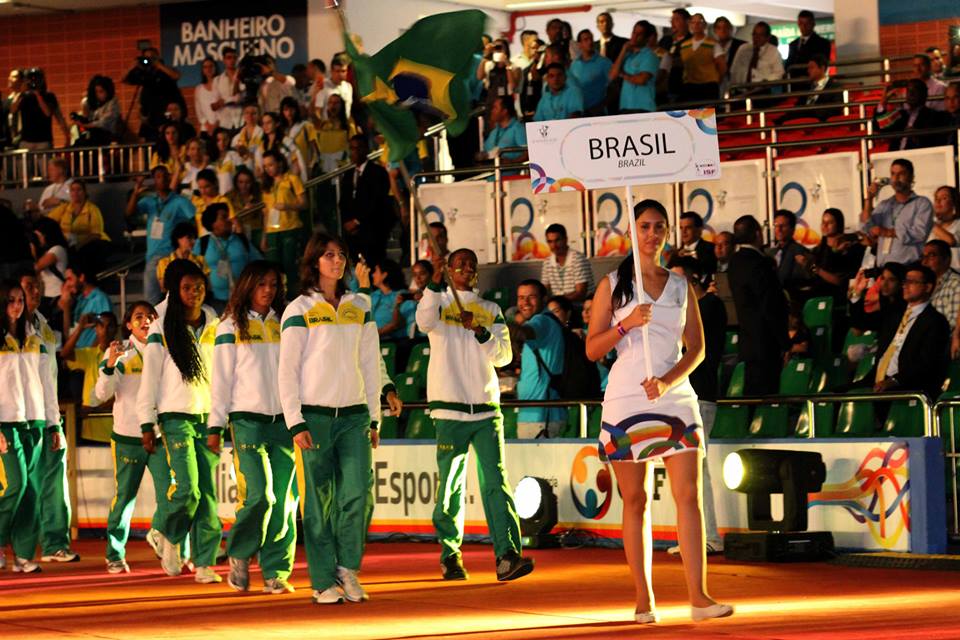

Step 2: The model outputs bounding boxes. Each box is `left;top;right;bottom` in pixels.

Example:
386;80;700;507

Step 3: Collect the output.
2;539;959;639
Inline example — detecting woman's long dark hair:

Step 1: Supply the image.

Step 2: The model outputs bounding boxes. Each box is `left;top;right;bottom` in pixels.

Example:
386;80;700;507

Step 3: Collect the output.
162;259;209;384
260;149;289;192
155;123;180;162
823;207;845;236
34;215;69;251
224;260;286;341
262;112;286;153
612;198;669;310
299;232;349;297
373;258;406;292
0;279;27;345
280;96;302;126
325;93;349;132
86;75;115;110
936;185;960;217
233;165;261;201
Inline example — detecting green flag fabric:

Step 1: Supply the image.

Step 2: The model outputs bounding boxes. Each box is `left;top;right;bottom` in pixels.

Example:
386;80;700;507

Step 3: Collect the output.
344;10;486;163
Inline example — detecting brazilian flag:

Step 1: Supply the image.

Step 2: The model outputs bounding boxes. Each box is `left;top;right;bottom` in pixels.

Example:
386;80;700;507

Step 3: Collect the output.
344;10;486;163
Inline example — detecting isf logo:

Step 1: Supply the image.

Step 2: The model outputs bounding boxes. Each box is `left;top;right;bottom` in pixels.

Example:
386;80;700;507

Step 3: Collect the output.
569;445;613;520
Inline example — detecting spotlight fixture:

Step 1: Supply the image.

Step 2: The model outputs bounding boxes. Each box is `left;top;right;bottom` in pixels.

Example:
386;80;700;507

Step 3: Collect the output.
723;449;835;562
514;476;558;548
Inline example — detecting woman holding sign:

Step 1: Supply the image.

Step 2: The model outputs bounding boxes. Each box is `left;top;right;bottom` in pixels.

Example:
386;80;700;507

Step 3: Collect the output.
586;199;732;625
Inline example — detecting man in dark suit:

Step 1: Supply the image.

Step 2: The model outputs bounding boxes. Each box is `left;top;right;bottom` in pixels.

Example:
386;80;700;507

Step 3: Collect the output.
785;10;831;81
767;210;811;298
677;211;717;275
597;12;627;115
869;263;950;400
713;16;745;73
799;54;844;120
339;134;395;263
729;215;789;395
875;79;952;150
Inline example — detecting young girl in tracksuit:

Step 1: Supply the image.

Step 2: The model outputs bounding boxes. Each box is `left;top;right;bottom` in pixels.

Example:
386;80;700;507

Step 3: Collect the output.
95;301;172;574
136;259;222;583
278;232;381;605
207;260;298;595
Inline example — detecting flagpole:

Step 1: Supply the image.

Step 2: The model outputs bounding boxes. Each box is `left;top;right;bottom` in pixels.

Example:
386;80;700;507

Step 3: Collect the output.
624;184;654;386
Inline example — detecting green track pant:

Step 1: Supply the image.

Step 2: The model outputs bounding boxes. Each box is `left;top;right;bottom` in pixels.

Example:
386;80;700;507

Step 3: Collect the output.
0;423;27;547
11;423;42;560
38;425;72;556
432;416;522;562
105;435;171;562
227;416;298;581
295;408;371;591
160;415;222;567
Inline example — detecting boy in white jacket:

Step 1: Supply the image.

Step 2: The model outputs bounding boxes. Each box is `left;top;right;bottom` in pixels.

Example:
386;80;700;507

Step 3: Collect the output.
416;249;533;582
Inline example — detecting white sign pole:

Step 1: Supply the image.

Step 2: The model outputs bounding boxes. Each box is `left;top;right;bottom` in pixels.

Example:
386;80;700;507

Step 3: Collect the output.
624;184;654;385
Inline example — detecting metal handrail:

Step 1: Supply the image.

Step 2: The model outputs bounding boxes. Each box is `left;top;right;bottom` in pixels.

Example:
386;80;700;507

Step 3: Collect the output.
787;54;916;72
729;67;914;94
932;398;960;537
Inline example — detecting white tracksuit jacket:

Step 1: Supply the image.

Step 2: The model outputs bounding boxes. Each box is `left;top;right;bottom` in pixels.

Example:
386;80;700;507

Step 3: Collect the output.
94;336;157;440
21;319;60;429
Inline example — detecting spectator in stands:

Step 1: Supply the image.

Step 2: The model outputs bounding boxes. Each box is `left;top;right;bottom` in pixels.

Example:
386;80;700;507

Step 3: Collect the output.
197;202;257;312
368;259;407;341
547;295;574;327
58;260;111;348
729;22;785;93
511;30;539;70
570;30;613;116
784;11;831;82
477;38;517;109
291;63;312;113
126;165;196;304
869;263;949;399
660;8;692;103
257;56;297;115
534;63;584;121
921;240;960;334
31;216;69;322
9;68;68;149
150;123;185;187
767;210;811;295
713;16;745;97
610;21;659;114
192;168;233;236
597;12;627;61
912;54;947;111
876;79;951;150
214;47;242;131
280;96;316;182
422;221;450;261
156;222;208;293
679;13;723;103
47;180;109;249
340;134;394;263
796;208;864;301
124;47;183;142
399;259;432;340
259;149;305;293
542;223;593;303
518;43;560;120
36;158;72;215
316;93;354;173
927;47;946;79
786;54;844;122
712;230;736;324
164;99;196;143
313;54;353;124
848;263;905;335
714;230;733;272
227;166;262;247
515;279;566;438
785;310;812;362
861;158;933;266
74;75;120;146
194;57;222;138
729;215;789;395
929;185;960;270
669;255;724;554
180;137;213;195
255;112;304;183
676;212;717;275
944;82;960;125
61;309;117;407
484;95;527;161
212;127;243;196
232;104;263;166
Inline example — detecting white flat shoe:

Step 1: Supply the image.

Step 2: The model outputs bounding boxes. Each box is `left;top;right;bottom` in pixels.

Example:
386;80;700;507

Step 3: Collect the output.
635;610;659;624
691;603;734;622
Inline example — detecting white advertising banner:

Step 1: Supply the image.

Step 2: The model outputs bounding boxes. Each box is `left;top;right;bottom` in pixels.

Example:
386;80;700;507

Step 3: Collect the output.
417;182;497;263
591;184;675;257
525;109;721;191
870;146;956;205
776;151;862;246
682;158;766;241
75;437;928;552
506;179;584;261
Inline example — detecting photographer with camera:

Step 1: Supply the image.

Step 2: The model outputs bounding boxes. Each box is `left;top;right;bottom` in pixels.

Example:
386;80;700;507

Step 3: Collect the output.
73;75;121;146
123;47;184;143
9;67;69;149
861;158;934;266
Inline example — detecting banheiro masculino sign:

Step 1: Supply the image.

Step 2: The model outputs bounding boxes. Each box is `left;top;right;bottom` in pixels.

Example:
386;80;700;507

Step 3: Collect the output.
160;0;307;86
525;109;721;192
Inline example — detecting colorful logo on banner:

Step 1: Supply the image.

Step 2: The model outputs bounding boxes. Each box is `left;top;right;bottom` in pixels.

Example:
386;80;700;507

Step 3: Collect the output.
570;446;613;520
599;413;701;462
778;181;822;245
530;163;585;194
666;108;718;135
419;205;447;258
510;197;551;260
808;443;910;549
595;192;629;257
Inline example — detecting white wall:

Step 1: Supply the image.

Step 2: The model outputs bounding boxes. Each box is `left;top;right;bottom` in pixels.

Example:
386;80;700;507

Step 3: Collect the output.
833;0;879;60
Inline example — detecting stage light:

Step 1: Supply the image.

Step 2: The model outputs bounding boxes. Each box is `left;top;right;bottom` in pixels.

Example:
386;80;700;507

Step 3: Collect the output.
515;476;558;548
722;448;834;561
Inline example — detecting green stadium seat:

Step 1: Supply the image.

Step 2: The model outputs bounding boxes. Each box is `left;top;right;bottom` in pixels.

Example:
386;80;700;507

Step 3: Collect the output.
852;353;877;384
882;399;925;437
379;416;399;439
587;407;603;439
749;358;814;438
380;342;397;378
724;331;739;355
406;343;431;383
405;409;435;439
834;397;876;436
502;406;519;439
841;329;876;355
713;362;748;439
482;287;511;312
943;361;960;393
804;297;834;363
395;375;423;402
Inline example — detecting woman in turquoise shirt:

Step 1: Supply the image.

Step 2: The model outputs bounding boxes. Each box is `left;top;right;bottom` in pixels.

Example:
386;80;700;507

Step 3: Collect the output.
610;21;659;113
369;259;408;341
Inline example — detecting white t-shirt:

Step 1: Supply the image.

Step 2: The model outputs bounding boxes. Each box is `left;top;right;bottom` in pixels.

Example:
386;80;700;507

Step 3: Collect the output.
40;179;72;213
313;78;353;120
40;245;68;298
928;218;960;271
214;71;243;129
194;83;221;128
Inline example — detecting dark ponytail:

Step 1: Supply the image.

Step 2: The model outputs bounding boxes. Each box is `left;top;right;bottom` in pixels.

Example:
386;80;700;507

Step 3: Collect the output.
611;199;669;310
162;259;208;385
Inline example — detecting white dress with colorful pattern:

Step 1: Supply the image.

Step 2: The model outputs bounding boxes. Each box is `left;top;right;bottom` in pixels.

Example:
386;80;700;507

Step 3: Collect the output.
598;270;703;463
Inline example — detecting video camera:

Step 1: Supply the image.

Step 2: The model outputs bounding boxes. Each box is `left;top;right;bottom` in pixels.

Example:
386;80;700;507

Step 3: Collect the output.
23;67;44;91
238;54;271;105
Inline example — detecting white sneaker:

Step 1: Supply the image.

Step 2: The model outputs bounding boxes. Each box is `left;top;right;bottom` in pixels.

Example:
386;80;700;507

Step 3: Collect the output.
194;566;223;584
106;560;130;574
312;586;345;604
336;565;368;602
263;577;296;594
41;549;80;562
13;557;41;573
157;533;182;576
146;529;162;559
227;557;249;591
